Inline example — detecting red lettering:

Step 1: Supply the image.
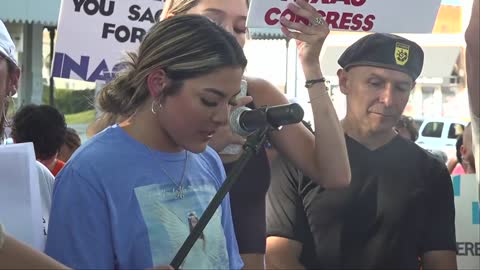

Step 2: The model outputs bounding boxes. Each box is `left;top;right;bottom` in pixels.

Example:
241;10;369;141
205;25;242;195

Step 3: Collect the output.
297;0;366;5
265;6;374;32
350;13;363;30
362;14;375;31
317;10;327;17
351;0;367;6
326;11;340;28
265;7;281;25
318;0;366;5
264;8;300;26
294;15;310;25
282;9;296;22
338;12;353;29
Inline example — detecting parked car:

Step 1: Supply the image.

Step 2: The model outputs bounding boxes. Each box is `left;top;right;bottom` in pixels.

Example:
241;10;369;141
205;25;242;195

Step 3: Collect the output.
415;117;468;160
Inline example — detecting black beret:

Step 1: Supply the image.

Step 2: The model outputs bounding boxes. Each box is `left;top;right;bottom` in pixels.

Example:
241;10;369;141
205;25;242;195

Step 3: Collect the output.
338;33;424;80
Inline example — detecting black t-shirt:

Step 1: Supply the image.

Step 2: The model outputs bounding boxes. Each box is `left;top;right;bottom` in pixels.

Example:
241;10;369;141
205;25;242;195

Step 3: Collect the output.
267;135;456;269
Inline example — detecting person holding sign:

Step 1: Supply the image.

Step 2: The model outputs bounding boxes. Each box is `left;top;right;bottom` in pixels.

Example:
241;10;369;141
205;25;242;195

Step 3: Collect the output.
161;0;350;268
45;15;247;269
266;33;457;269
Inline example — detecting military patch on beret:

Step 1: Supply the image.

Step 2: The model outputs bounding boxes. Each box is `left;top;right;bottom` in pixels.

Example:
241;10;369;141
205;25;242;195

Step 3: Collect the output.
394;42;410;66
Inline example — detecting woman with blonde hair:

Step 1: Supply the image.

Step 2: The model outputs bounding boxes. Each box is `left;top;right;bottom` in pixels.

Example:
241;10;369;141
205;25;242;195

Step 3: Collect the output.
45;15;248;269
159;0;351;268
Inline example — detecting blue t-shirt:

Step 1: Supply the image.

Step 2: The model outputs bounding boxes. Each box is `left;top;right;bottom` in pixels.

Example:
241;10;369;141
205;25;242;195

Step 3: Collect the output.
45;126;243;269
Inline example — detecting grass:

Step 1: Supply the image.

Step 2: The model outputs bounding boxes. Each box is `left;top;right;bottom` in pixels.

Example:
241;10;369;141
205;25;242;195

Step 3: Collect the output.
65;109;96;125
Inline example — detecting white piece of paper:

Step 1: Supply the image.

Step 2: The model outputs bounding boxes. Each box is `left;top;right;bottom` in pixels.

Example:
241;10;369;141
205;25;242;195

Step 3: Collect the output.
0;143;44;250
247;0;442;34
452;174;480;269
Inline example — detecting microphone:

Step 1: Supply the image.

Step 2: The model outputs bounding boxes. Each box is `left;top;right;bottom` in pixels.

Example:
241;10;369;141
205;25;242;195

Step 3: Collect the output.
229;103;304;136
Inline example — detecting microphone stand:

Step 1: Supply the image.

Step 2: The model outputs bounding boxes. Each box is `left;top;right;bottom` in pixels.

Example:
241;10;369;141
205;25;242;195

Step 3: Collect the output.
170;126;271;269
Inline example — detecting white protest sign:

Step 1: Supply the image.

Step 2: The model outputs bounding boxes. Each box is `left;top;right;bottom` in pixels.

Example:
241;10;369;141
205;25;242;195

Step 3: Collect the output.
0;143;44;250
52;0;165;82
452;174;480;269
247;0;442;34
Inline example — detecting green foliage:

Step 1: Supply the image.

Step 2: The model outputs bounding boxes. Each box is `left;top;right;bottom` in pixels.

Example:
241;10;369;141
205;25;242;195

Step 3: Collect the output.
65;109;96;125
42;85;95;114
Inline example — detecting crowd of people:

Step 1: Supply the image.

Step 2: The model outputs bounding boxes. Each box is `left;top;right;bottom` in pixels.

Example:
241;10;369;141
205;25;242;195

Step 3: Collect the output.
0;0;478;269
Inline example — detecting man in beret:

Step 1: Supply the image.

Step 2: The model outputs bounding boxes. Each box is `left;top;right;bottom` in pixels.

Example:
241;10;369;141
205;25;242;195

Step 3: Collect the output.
265;33;457;269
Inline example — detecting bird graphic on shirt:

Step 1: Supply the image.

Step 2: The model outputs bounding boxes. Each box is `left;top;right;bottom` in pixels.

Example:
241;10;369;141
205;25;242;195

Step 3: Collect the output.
150;201;229;269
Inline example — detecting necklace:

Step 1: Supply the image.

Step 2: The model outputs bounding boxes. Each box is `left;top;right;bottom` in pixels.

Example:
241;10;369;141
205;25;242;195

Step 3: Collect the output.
149;148;189;199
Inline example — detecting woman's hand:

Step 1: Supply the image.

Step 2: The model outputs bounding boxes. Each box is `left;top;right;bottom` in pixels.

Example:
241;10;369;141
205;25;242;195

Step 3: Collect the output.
208;96;253;153
279;0;329;73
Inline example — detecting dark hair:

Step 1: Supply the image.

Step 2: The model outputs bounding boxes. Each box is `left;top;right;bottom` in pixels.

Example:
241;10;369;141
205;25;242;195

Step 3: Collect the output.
456;135;463;164
98;15;247;115
11;104;67;160
64;127;81;150
395;116;419;141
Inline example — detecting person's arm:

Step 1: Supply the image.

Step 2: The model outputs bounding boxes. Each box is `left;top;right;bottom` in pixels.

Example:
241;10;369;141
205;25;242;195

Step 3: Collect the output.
0;225;68;269
421;162;457;269
465;0;479;118
266;155;308;269
266;237;304;269
423;251;457;270
45;167;115;269
248;0;350;188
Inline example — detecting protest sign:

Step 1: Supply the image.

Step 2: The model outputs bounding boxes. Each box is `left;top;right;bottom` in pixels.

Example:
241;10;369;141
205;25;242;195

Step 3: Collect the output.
52;0;165;82
247;0;442;34
452;174;480;269
0;143;44;250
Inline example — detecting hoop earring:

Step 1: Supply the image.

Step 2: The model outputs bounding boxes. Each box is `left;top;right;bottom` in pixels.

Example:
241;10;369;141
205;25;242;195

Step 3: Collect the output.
151;99;162;115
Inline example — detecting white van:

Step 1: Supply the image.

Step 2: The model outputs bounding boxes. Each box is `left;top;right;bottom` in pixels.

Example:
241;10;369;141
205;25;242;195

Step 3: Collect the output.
415;118;468;159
